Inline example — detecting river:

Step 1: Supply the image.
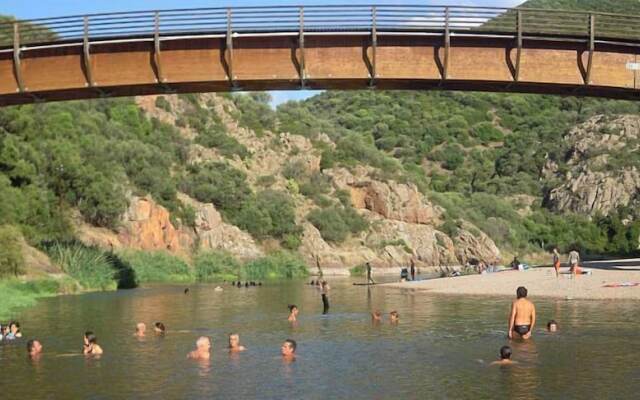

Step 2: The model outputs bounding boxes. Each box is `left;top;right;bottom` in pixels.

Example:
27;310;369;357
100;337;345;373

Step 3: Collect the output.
0;278;638;399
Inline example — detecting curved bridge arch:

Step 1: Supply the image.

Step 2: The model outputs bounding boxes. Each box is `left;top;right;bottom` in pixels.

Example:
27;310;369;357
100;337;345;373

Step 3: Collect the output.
2;4;640;106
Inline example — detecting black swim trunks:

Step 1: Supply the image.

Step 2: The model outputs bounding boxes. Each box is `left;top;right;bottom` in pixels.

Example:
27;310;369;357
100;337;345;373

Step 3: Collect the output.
513;325;531;335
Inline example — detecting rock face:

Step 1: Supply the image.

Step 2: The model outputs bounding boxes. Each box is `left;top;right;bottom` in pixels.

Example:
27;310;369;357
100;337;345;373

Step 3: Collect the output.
327;167;441;224
104;93;502;272
546;115;640;216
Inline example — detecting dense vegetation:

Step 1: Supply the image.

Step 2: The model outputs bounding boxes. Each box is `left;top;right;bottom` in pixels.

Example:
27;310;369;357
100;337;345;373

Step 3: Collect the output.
276;90;640;256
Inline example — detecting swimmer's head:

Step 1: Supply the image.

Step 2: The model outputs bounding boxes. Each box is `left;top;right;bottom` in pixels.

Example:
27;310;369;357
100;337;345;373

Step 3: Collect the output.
10;321;20;333
136;322;146;333
288;305;298;314
547;320;558;332
516;286;528;299
85;331;98;344
27;339;42;355
390;311;399;321
372;311;382;320
281;339;296;356
500;346;512;360
196;336;211;351
229;333;240;348
154;322;166;334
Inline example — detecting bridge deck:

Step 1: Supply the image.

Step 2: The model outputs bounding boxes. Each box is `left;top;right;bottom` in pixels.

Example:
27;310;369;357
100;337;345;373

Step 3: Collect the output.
1;4;640;106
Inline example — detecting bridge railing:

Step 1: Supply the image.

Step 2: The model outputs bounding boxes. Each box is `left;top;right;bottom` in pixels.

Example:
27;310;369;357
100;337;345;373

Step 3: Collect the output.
1;4;639;51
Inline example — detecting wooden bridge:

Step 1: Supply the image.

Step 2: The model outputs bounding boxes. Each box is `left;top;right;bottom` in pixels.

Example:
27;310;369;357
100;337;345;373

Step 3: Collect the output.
2;4;640;106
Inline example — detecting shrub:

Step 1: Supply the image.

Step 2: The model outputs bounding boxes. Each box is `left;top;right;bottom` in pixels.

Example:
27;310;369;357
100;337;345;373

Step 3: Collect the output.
0;225;25;277
42;242;117;290
117;250;193;284
180;162;251;215
241;251;308;280
349;264;366;276
194;251;240;282
155;96;172;112
195;124;249;160
307;206;369;243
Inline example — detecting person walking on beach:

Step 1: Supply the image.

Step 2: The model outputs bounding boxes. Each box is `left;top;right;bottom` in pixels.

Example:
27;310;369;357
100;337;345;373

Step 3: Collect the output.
552;248;561;278
366;262;375;284
568;248;580;276
410;259;416;281
508;286;536;340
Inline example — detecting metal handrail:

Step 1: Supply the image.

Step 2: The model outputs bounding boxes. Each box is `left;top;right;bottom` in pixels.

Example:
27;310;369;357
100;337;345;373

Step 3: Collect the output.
1;4;640;50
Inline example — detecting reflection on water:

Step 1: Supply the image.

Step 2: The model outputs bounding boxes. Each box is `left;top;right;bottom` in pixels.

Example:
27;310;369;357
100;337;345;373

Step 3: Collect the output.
0;278;639;399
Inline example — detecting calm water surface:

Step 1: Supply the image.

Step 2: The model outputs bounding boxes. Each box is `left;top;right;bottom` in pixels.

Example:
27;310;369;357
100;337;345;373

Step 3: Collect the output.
1;278;638;399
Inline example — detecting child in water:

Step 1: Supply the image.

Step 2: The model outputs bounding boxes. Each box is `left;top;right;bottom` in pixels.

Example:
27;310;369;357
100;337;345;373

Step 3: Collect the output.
490;346;516;366
288;305;299;322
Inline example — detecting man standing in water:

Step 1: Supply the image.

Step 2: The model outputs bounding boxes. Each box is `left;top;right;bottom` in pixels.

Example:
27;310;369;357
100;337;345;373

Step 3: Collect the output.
366;262;375;284
568;248;580;275
508;286;536;340
320;281;330;314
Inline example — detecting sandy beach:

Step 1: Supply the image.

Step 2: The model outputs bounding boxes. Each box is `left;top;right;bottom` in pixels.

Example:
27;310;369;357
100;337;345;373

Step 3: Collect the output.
384;263;640;300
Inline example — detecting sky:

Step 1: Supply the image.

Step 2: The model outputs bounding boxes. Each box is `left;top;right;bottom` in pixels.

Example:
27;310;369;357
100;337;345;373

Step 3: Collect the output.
1;0;525;106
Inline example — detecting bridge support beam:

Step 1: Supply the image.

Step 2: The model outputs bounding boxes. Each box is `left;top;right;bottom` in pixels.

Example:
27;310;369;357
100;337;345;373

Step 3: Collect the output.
12;23;26;93
298;7;306;88
442;7;450;81
369;6;377;87
585;13;595;85
225;8;237;89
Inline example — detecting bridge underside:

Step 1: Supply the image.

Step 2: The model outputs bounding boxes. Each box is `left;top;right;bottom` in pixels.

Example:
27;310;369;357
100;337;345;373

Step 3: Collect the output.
1;33;640;106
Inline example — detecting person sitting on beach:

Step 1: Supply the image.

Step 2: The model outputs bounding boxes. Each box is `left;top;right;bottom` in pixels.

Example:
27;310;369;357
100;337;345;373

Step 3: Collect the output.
27;339;43;358
228;333;246;352
135;322;146;337
490;346;516;366
547;320;558;333
281;339;297;361
83;331;104;356
390;311;400;324
288;305;299;322
154;322;166;335
188;336;211;360
508;286;536;340
371;311;382;323
510;257;520;270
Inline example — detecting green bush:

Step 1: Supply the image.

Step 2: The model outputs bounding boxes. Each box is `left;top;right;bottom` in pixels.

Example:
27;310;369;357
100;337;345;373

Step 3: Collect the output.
349;264;366;277
307;206;369;243
42;242;117;290
155;96;172;112
195;124;249;160
180;162;251;215
117;250;193;284
194;251;240;282
241;251;308;280
0;225;25;277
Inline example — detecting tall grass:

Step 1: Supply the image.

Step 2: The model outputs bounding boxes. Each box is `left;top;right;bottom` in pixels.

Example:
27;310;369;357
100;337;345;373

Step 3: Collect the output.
44;242;117;290
117;250;194;284
194;251;240;282
241;251;308;280
0;278;77;319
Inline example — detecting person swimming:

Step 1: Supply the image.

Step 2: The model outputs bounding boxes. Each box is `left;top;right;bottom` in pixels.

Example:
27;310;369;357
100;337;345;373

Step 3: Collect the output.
154;322;166;335
490;346;516;366
187;336;211;360
281;339;296;361
6;321;22;339
389;311;399;323
184;288;190;294
83;331;104;355
135;322;146;337
371;311;382;323
27;339;43;358
547;320;558;332
320;281;330;314
228;333;246;352
508;286;536;340
288;305;299;322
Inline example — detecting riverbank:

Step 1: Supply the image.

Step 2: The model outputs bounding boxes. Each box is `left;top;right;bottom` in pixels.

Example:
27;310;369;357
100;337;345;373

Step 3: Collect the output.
384;266;640;300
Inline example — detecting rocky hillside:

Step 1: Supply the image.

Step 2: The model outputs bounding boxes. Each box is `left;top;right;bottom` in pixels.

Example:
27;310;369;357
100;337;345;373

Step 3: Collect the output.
75;93;500;272
545;115;640;217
